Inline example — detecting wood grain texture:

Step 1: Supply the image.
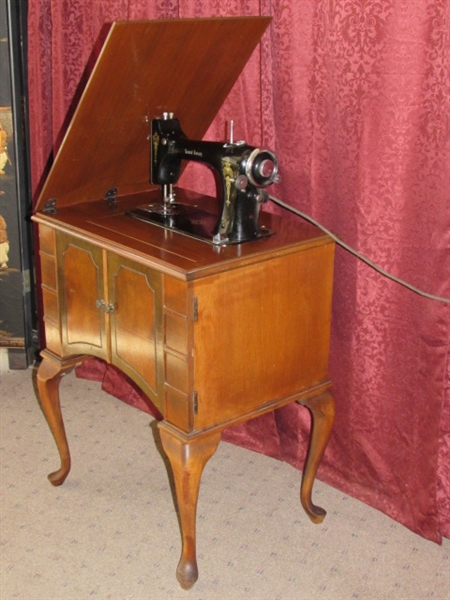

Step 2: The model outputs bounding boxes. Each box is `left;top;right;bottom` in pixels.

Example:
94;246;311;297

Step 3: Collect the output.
35;17;271;211
33;189;331;280
35;192;335;589
31;17;336;588
108;252;164;406
190;245;334;430
159;423;222;590
36;351;86;486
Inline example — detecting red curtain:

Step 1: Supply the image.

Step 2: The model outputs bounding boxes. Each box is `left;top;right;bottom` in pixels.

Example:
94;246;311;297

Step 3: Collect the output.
28;0;450;542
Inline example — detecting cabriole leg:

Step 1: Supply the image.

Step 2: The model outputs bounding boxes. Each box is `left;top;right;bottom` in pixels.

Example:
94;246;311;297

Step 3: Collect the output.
297;390;335;523
36;351;82;486
158;423;221;590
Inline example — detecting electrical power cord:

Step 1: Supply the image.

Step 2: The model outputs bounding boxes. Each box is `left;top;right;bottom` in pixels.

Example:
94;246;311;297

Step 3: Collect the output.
269;194;450;304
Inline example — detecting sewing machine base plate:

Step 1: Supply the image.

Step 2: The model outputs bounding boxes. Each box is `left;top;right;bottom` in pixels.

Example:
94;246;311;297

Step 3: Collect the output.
127;203;272;245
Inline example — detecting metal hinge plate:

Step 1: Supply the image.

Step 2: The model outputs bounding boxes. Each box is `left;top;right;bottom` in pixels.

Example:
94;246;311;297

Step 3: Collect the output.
43;198;57;214
104;187;118;206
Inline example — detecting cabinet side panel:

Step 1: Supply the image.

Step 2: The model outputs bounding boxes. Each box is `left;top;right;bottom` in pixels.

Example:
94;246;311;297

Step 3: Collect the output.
193;243;335;429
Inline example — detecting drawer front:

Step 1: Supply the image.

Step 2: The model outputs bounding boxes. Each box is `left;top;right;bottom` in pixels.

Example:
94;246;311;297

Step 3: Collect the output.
162;275;194;432
38;225;61;355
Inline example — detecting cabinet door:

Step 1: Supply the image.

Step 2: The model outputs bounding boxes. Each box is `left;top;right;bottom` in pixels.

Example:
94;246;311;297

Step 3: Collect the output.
192;244;334;429
57;233;107;359
107;253;164;413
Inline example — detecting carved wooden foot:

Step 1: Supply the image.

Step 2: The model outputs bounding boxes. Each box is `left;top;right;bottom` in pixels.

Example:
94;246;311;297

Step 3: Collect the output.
36;351;83;486
297;390;335;523
158;423;221;590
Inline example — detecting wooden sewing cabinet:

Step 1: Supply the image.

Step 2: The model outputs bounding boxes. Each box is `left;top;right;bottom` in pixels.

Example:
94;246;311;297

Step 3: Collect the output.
32;18;335;589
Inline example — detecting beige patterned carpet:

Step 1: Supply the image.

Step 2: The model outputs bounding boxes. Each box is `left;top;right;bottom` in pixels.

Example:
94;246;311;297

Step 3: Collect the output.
1;364;449;599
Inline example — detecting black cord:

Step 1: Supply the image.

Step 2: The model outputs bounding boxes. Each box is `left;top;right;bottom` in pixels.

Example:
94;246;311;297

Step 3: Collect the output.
269;195;450;305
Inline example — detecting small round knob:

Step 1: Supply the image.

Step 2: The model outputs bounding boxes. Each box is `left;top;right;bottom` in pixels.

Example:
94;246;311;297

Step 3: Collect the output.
235;175;248;191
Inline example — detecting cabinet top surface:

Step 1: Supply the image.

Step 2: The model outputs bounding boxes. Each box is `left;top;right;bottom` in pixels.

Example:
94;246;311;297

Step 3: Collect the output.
35;17;271;212
35;189;333;280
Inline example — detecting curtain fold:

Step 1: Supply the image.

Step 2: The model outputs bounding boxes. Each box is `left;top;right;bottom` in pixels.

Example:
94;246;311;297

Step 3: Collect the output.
28;0;450;542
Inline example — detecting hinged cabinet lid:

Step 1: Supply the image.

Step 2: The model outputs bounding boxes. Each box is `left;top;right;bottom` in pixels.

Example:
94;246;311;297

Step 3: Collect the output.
35;16;271;212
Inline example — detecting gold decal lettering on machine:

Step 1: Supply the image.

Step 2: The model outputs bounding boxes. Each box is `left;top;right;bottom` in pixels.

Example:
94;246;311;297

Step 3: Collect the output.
222;159;234;207
152;131;160;165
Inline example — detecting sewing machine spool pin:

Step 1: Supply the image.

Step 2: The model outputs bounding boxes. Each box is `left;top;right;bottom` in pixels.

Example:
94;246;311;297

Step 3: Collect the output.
229;120;234;144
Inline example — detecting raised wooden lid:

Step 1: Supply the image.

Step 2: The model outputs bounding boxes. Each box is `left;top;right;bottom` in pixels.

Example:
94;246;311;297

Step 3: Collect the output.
35;17;271;212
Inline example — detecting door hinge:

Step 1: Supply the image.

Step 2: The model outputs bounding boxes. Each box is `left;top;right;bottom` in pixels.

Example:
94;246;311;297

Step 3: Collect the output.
43;198;57;214
104;187;118;207
193;296;198;321
193;391;198;415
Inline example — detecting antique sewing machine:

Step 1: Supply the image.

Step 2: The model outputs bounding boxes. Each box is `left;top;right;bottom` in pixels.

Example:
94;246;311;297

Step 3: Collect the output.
32;17;335;591
128;113;279;244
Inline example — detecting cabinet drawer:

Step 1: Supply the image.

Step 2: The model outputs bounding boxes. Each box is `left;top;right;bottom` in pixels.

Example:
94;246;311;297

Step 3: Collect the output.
164;276;188;314
165;352;189;393
39;224;55;255
165;311;188;355
40;253;57;290
42;287;58;323
164;385;191;431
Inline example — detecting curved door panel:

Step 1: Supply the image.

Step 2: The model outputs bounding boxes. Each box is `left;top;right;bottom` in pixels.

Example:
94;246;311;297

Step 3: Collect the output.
57;234;106;358
108;254;164;412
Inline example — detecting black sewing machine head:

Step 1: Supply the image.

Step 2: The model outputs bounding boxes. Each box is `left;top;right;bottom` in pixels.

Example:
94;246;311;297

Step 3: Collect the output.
128;113;279;245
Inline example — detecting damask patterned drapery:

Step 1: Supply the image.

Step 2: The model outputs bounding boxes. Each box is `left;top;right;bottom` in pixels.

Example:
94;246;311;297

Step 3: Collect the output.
27;0;449;542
